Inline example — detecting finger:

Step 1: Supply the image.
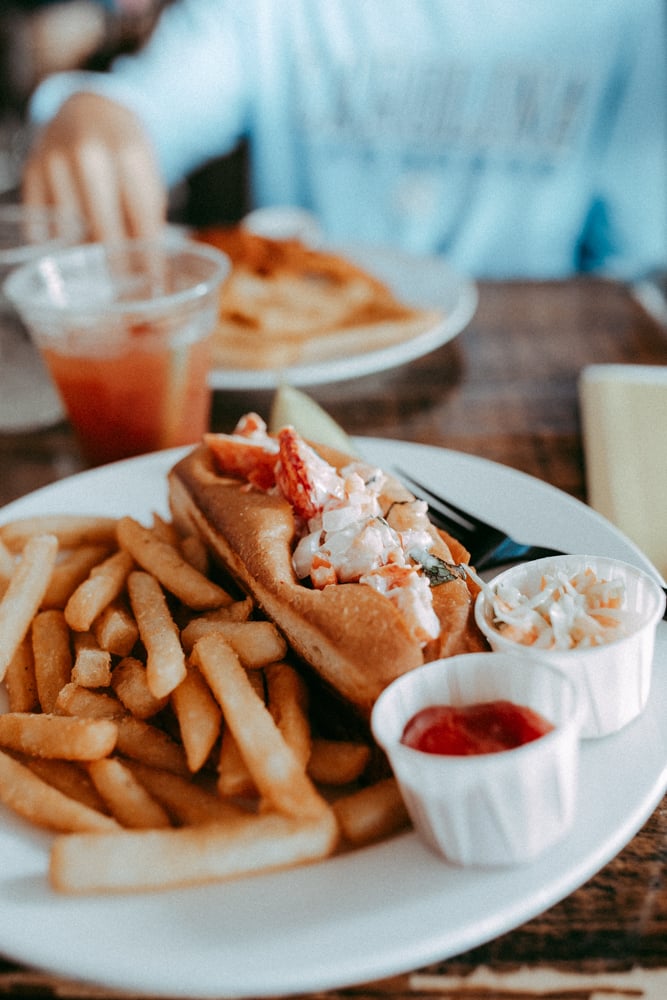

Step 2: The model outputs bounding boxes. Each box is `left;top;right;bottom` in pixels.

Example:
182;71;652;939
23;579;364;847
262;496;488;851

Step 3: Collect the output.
22;157;50;208
74;140;128;243
117;145;167;240
44;151;86;225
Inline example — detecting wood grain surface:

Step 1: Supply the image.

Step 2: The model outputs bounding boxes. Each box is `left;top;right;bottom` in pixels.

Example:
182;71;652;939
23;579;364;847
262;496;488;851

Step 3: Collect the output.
1;277;666;999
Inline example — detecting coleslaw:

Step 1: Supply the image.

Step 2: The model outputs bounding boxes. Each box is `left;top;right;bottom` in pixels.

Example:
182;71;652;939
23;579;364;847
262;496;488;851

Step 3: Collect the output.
480;565;629;650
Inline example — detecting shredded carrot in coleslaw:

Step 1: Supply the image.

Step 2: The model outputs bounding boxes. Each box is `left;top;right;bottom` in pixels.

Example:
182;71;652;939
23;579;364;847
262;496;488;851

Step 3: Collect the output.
474;565;629;650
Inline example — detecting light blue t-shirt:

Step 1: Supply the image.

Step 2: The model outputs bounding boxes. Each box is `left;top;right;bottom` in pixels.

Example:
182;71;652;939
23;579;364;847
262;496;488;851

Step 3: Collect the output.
30;0;667;279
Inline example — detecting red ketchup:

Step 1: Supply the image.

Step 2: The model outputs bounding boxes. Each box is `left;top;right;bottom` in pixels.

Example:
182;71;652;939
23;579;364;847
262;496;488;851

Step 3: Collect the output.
401;700;554;756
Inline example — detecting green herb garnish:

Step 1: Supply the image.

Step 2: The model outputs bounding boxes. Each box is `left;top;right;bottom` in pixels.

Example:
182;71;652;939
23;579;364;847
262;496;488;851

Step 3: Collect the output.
410;548;467;587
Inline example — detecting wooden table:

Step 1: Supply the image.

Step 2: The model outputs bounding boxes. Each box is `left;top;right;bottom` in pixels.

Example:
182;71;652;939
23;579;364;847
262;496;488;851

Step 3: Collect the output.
1;277;667;999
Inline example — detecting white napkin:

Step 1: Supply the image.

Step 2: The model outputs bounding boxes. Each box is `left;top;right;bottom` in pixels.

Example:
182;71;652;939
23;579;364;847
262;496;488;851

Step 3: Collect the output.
579;364;667;578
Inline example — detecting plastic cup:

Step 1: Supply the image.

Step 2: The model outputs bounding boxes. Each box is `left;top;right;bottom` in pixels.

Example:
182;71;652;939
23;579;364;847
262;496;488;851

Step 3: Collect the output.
4;237;229;464
0;203;85;432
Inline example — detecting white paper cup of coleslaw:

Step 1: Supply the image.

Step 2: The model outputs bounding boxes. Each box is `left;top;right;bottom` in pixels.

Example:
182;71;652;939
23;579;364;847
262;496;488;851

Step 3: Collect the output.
474;555;666;739
371;653;583;867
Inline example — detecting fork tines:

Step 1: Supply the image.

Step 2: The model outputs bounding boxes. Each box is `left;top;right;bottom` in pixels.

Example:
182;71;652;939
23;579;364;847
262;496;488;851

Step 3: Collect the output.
394;468;485;538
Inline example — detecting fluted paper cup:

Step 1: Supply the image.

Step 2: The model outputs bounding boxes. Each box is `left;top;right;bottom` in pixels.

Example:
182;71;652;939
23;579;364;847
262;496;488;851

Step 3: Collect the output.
474;555;665;738
371;653;583;868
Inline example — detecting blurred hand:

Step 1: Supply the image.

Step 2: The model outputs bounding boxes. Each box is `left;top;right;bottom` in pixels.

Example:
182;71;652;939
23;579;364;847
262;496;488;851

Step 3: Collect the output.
23;92;167;242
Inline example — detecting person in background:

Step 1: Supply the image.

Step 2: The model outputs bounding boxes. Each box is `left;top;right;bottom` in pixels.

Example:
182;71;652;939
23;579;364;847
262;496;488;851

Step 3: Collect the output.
20;0;667;280
1;0;162;106
0;0;163;193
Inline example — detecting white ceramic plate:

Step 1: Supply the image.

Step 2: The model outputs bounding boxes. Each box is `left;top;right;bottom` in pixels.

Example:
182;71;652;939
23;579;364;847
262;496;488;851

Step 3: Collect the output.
1;439;665;999
208;247;478;390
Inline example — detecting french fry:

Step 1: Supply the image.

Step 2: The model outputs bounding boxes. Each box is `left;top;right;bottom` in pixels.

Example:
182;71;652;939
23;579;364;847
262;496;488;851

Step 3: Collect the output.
31;608;73;713
0;713;118;761
117;516;233;610
167;491;200;540
171;663;222;772
127;571;186;699
265;661;311;770
0;750;120;833
333;778;410;846
217;729;256;798
87;757;172;829
193;635;327;819
179;533;209;576
181;619;287;665
219;622;288;667
0;515;117;552
41;544;112;610
0;533;58;683
216;670;265;798
72;632;112;689
206;597;254;622
150;512;181;546
55;682;126;720
307;738;371;786
65;549;134;632
93;599;138;657
114;716;190;776
110;656;168;719
4;637;39;713
0;502;414;893
179;607;256;651
26;757;110;814
49;808;339;893
125;760;246;826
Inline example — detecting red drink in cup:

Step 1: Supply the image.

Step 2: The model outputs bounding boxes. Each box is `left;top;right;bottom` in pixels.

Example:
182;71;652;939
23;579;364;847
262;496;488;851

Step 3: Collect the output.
40;320;213;464
4;239;229;465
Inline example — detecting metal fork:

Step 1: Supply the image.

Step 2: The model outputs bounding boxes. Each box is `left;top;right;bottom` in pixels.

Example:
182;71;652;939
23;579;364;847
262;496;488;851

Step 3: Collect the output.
396;468;667;618
395;468;570;572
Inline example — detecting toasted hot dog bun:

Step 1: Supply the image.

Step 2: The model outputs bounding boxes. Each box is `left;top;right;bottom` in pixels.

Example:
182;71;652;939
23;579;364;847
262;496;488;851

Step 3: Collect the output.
168;444;485;716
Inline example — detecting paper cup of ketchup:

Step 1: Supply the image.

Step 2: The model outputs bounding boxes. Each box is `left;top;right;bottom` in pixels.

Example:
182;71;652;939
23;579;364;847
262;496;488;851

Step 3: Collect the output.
371;652;583;867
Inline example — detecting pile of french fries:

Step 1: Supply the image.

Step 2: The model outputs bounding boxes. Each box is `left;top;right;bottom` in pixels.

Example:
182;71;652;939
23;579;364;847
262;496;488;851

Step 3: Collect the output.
0;511;409;894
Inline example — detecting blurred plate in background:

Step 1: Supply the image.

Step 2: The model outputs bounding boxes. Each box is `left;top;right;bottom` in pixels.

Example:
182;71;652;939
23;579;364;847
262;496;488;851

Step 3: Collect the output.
209;245;478;389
